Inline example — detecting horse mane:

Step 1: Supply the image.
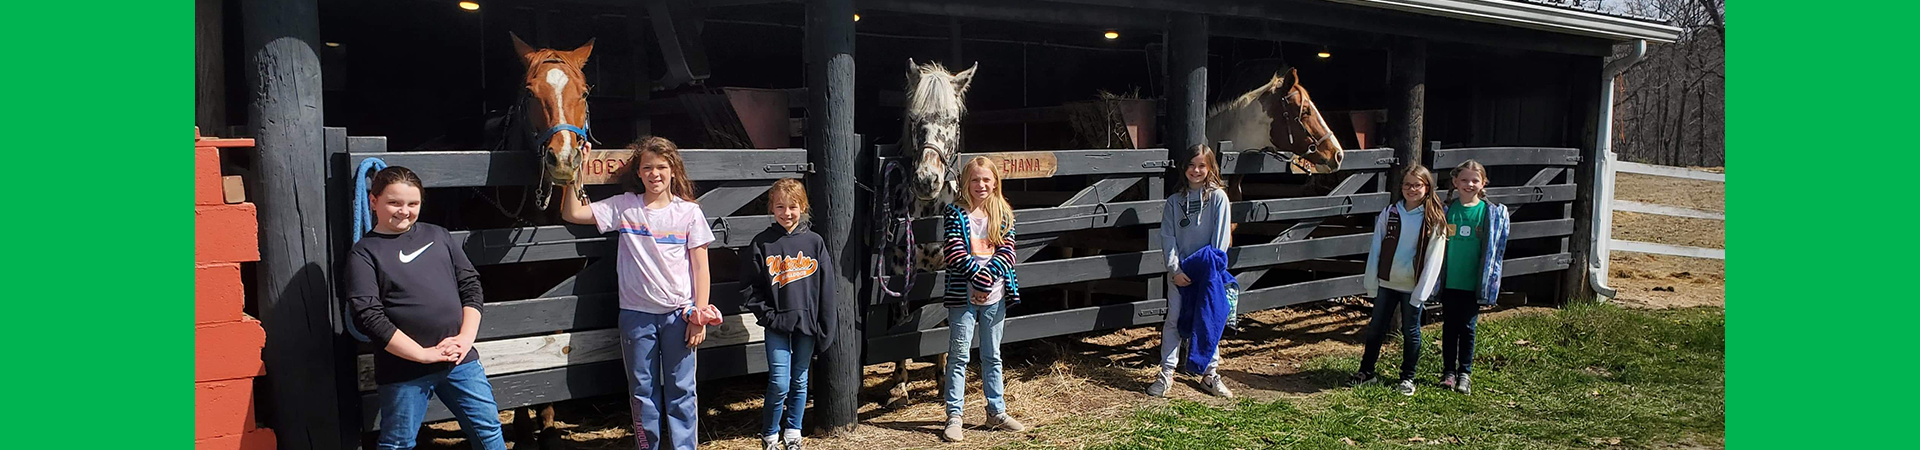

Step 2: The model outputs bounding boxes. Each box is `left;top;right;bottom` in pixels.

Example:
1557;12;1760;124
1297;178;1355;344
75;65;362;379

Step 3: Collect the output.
906;62;966;120
1206;74;1283;118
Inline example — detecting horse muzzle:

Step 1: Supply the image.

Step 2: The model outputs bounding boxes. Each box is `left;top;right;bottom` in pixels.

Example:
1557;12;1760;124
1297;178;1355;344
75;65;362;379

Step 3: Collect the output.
543;147;585;184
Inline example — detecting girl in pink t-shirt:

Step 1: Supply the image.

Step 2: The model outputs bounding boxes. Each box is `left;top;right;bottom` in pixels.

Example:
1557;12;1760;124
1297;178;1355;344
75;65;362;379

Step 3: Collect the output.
562;136;717;450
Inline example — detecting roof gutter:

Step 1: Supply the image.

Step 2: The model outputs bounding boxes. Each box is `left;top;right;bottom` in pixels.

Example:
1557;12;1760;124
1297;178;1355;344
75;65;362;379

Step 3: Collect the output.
1586;39;1646;299
1322;0;1682;43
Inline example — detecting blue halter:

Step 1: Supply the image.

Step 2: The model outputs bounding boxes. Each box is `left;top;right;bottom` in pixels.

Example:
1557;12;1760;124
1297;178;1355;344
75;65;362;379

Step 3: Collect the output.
537;123;592;147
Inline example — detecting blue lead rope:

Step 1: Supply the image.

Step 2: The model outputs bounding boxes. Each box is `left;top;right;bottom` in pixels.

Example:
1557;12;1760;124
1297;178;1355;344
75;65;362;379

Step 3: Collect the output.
352;157;389;243
344;157;388;342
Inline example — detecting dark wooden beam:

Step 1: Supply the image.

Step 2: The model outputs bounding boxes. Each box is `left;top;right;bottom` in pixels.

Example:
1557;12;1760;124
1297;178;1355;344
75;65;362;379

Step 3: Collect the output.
1165;12;1208;191
806;0;861;434
242;0;349;447
1387;37;1427;196
857;0;1168;29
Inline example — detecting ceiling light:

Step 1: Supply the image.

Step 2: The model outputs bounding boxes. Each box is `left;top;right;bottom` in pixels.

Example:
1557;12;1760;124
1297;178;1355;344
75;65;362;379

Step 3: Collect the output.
854;14;861;22
458;1;480;11
1103;30;1119;40
325;42;341;48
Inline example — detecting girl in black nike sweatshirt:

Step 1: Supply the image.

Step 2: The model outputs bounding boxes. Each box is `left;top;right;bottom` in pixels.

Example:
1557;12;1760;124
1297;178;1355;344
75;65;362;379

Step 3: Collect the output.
345;166;507;450
739;179;836;450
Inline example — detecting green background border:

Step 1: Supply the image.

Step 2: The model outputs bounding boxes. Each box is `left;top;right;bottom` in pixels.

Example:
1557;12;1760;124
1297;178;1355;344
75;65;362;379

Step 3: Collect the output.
0;0;1905;448
1728;0;1909;448
0;1;191;448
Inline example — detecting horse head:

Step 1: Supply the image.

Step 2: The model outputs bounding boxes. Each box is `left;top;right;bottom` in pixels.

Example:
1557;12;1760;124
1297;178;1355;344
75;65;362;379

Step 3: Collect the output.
511;32;595;188
902;58;977;204
1207;68;1344;173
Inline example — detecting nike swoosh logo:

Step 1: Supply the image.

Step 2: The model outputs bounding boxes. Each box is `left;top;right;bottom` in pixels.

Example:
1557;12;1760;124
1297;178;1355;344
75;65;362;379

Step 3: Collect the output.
399;242;434;264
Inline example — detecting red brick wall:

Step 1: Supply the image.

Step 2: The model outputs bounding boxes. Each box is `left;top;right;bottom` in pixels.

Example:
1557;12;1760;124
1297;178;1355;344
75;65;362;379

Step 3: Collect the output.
195;133;275;450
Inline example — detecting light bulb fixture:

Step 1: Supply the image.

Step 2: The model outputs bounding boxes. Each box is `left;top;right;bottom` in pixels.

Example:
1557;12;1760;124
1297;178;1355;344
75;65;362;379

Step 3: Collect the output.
1317;45;1331;59
325;42;341;48
1103;30;1120;40
853;13;861;22
458;1;480;11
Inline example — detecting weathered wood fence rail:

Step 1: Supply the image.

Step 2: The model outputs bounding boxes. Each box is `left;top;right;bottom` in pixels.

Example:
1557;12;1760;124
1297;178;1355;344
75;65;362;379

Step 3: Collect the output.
1609;160;1724;260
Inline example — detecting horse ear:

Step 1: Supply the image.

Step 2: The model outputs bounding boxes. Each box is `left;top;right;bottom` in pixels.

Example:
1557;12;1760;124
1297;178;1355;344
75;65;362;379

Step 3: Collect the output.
510;32;537;64
952;62;979;96
566;38;596;65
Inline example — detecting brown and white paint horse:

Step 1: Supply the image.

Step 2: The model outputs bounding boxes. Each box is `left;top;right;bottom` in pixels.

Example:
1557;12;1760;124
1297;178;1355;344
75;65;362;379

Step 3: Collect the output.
1206;68;1345;201
510;32;596;209
882;59;977;407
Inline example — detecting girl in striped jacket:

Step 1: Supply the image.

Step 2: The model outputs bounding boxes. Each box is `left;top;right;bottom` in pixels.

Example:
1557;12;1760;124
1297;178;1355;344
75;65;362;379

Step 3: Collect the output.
939;156;1027;442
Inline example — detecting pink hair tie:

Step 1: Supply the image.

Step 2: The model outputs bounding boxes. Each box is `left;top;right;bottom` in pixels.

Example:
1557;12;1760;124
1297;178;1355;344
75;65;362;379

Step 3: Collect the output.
683;304;724;326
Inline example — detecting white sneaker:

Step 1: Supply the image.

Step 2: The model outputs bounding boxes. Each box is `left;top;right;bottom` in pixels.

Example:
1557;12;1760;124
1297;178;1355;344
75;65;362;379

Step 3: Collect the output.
1202;373;1235;398
941;414;965;442
984;412;1028;432
1394;379;1417;396
762;434;781;450
1146;369;1174;397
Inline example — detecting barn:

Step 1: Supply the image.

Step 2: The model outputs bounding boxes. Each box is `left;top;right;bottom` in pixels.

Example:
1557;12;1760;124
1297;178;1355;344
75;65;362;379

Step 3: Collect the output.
192;0;1680;448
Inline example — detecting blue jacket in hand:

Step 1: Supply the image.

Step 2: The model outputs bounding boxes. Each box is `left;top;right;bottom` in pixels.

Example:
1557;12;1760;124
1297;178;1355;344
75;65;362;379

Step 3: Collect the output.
1176;245;1233;375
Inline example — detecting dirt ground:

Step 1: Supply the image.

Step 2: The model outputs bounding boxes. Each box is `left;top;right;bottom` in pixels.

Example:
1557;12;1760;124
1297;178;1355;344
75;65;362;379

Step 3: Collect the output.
408;166;1727;450
1612;211;1725;249
1615;173;1724;213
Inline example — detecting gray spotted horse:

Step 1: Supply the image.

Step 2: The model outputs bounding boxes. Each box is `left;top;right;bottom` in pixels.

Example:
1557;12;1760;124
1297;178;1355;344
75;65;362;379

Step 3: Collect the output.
878;59;977;407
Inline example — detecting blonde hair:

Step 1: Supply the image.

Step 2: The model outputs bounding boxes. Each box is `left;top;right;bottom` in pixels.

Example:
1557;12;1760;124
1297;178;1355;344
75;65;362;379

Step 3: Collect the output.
1450;159;1489;202
957;156;1014;246
1402;164;1447;236
768;178;810;220
1185;144;1225;193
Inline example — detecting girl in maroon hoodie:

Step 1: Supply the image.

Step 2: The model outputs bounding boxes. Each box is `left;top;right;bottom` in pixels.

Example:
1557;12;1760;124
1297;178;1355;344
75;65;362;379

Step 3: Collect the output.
739;178;836;450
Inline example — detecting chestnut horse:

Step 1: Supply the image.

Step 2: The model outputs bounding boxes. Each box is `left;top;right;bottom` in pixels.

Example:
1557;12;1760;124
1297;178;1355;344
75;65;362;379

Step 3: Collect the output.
1205;68;1346;201
510;32;596;209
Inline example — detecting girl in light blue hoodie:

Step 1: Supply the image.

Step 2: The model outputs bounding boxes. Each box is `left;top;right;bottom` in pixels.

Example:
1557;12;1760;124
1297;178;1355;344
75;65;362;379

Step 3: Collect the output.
1352;164;1449;396
1148;145;1235;399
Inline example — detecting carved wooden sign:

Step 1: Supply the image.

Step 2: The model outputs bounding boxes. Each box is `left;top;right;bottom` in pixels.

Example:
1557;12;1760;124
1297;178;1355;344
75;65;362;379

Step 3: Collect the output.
578;149;636;185
978;151;1060;179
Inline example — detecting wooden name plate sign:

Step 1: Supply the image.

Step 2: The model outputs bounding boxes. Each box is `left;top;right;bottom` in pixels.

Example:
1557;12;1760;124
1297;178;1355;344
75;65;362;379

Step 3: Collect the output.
578;149;637;185
978;151;1060;179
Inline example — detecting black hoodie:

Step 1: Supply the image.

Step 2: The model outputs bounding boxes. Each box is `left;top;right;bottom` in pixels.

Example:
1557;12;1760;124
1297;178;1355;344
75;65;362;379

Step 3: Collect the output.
739;221;837;351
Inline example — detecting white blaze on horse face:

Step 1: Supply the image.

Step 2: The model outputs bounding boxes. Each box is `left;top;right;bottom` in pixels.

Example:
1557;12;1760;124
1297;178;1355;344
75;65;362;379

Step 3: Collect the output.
545;67;573;151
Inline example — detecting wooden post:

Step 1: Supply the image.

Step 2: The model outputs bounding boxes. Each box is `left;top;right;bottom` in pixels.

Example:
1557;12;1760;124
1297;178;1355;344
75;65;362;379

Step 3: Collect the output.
1165;13;1208;172
1159;13;1205;302
195;0;227;132
1387;37;1427;198
805;0;860;435
242;0;349;448
1564;55;1605;303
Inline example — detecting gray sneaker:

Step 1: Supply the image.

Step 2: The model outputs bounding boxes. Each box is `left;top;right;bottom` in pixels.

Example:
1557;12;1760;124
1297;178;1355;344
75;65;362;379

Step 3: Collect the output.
1201;373;1235;398
1439;372;1458;390
985;412;1028;432
1394;379;1417;396
941;414;965;442
1454;373;1472;395
1146;369;1174;397
1348;371;1380;386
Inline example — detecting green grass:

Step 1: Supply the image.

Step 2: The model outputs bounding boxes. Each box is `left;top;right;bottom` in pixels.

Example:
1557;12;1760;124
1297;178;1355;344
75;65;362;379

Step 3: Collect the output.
1020;303;1724;449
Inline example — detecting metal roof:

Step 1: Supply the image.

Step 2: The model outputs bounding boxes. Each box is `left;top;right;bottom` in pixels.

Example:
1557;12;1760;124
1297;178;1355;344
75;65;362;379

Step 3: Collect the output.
1323;0;1682;42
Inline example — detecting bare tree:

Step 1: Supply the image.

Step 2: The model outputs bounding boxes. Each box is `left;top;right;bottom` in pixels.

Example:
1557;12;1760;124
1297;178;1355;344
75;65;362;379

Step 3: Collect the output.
1609;0;1725;167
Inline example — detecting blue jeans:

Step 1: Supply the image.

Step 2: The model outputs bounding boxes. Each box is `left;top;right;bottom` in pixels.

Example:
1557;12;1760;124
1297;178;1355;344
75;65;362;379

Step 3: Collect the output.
1359;288;1425;381
762;331;816;436
619;309;699;450
1439;289;1481;374
374;360;507;450
944;301;1008;417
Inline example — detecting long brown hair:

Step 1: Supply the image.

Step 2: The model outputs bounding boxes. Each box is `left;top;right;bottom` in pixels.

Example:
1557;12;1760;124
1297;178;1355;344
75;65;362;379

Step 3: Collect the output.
1449;159;1489;203
1184;144;1225;193
621;136;698;201
1402;164;1447;236
957;156;1014;246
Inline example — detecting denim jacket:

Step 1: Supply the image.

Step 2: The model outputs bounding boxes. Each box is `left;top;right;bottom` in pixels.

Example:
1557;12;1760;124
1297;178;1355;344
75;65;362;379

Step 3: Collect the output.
1444;201;1511;305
